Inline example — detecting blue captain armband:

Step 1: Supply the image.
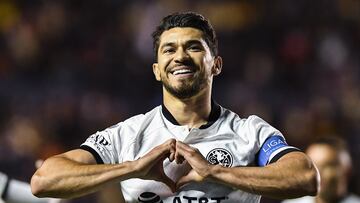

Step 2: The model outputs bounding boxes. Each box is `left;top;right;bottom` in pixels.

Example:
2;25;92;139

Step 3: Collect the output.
257;135;299;166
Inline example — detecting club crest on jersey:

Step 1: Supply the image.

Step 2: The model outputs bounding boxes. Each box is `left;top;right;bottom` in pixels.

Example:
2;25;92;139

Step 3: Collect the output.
206;148;233;167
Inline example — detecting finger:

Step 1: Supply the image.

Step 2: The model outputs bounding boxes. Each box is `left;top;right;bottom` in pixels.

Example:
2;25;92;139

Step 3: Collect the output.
145;147;166;162
169;151;175;162
169;139;176;162
174;142;185;164
160;139;175;154
150;139;176;158
175;154;184;164
175;142;197;164
176;141;192;151
176;141;195;158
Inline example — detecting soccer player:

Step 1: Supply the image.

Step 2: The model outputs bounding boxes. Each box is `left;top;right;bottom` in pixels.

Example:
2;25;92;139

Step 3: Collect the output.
30;12;320;202
283;136;360;203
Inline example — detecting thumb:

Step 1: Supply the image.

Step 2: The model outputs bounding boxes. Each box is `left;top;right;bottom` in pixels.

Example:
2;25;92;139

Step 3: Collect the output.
176;173;193;190
176;170;205;190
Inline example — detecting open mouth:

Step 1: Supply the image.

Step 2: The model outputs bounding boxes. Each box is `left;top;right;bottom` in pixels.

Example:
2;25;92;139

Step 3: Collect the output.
172;69;195;75
170;66;195;76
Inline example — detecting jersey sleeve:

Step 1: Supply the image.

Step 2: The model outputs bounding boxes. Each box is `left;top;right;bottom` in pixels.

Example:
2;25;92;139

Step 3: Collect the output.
0;171;9;199
80;124;120;164
247;115;300;166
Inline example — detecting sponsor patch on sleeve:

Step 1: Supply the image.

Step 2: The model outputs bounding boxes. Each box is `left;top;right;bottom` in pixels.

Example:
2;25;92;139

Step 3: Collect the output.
80;131;114;164
258;135;289;166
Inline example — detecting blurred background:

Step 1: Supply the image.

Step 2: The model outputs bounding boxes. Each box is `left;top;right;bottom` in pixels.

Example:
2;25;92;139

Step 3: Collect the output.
0;0;359;202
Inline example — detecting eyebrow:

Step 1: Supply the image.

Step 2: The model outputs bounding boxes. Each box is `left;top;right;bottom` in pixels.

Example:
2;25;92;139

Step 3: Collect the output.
185;40;203;46
159;40;204;51
160;42;176;51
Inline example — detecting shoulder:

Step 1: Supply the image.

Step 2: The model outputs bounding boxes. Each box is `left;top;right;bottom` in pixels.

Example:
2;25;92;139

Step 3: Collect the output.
220;107;274;131
109;106;161;131
80;106;163;162
220;107;283;143
95;106;162;140
218;107;247;126
220;106;264;122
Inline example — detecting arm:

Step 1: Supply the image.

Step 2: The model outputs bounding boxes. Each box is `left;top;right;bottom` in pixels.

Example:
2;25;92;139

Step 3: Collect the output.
175;142;320;199
209;151;319;199
31;149;133;199
31;139;176;199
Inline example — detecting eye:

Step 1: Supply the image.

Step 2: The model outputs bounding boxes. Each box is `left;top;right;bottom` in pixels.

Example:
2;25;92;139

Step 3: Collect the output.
188;45;202;51
163;48;175;54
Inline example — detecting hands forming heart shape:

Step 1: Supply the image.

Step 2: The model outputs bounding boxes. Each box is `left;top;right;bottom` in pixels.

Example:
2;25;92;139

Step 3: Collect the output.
133;139;213;193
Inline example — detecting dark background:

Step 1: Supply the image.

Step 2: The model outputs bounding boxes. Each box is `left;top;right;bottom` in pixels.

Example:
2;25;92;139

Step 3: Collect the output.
0;0;359;202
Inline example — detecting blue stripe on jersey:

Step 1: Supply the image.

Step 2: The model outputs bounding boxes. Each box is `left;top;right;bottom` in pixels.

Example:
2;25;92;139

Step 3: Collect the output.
258;135;289;166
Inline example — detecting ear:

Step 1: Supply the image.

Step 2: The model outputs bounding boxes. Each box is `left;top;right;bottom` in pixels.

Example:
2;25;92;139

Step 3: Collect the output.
212;56;223;76
152;63;161;81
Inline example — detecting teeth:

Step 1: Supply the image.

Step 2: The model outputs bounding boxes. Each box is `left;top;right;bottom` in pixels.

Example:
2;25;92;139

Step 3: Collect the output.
173;69;193;75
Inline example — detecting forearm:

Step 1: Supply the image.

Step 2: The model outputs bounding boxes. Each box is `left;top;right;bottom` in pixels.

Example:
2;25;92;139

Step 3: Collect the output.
31;139;176;199
208;152;319;199
31;156;135;199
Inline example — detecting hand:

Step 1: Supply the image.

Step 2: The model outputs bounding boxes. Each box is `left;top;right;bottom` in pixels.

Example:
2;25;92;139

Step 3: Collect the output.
175;141;212;189
133;139;176;192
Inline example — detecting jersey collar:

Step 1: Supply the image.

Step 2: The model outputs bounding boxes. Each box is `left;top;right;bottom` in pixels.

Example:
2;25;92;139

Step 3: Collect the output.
161;100;221;129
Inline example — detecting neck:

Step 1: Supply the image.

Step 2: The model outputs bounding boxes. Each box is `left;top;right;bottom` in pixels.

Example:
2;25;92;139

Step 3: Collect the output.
163;88;212;129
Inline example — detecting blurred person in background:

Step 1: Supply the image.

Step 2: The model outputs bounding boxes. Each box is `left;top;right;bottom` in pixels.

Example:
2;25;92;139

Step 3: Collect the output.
283;136;360;203
1;171;60;203
0;115;63;203
30;12;319;202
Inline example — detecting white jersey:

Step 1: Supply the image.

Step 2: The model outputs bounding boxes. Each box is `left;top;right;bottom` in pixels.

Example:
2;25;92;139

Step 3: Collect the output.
282;194;360;203
81;102;298;203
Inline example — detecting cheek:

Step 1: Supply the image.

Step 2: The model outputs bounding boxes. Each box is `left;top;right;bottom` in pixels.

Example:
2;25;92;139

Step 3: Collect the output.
158;57;172;70
202;55;214;70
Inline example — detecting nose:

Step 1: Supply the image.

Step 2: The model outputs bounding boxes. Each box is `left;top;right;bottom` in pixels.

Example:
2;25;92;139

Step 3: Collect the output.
174;48;189;63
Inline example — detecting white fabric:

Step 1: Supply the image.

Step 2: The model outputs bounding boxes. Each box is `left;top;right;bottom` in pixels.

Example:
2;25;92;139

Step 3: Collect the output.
282;196;315;203
0;172;60;203
81;105;294;203
0;172;8;198
282;194;360;203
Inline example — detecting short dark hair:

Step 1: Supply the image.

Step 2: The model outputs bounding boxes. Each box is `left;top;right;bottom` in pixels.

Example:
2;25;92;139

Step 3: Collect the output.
152;12;218;60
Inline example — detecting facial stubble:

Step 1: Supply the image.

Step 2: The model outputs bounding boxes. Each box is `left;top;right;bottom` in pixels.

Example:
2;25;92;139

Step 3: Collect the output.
161;71;208;99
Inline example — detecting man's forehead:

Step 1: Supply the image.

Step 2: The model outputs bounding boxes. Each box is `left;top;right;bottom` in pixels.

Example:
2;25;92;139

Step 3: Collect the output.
159;27;206;45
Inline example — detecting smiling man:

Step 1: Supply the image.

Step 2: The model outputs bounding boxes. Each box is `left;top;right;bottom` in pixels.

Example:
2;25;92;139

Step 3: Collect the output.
30;12;319;202
153;26;218;101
